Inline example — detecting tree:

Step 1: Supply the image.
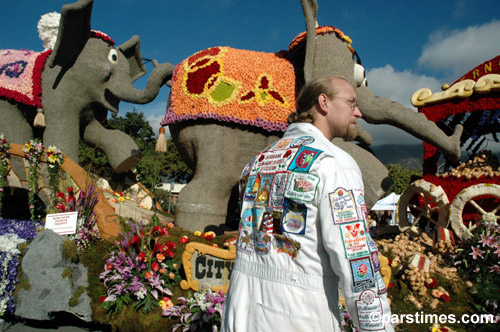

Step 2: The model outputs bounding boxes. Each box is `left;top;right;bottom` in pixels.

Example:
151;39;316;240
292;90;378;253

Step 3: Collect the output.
386;163;422;195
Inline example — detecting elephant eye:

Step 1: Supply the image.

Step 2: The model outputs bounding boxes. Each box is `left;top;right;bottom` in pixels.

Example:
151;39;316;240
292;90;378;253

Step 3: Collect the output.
108;49;118;64
354;63;367;87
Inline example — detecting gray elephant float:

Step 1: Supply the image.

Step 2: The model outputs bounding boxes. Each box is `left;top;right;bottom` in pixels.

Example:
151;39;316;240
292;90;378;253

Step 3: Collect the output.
160;0;462;232
0;0;173;173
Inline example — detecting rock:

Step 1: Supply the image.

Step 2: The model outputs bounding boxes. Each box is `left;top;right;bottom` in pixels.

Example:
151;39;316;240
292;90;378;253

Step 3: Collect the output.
15;229;92;322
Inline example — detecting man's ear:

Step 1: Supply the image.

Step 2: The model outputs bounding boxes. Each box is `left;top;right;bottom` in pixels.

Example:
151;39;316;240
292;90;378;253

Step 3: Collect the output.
317;93;329;115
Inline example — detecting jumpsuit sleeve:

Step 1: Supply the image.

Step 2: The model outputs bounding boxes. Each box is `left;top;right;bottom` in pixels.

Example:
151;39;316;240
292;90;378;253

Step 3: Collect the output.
317;157;394;332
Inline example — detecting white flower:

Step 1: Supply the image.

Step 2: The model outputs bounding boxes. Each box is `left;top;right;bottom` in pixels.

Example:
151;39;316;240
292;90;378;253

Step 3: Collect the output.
0;234;26;254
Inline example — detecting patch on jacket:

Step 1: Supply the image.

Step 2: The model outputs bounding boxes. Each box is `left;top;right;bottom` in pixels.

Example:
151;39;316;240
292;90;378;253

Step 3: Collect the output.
329;187;360;224
350;256;376;293
340;221;369;259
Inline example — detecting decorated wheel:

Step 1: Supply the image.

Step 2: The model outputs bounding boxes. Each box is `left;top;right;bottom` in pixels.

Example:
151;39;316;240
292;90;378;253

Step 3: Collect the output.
397;179;450;233
449;183;500;240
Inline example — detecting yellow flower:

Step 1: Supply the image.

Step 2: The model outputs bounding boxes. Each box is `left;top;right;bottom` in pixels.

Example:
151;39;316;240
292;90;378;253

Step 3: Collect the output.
156;253;165;263
118;197;125;202
125;196;130;200
194;231;202;236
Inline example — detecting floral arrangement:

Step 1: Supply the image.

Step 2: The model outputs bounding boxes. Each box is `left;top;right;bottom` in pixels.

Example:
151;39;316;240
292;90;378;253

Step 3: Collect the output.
162;290;225;332
0;134;10;218
0;218;42;316
288;26;355;54
0;49;51;109
453;214;500;283
162;46;295;133
22;139;44;220
100;221;181;313
45;145;64;208
339;304;358;332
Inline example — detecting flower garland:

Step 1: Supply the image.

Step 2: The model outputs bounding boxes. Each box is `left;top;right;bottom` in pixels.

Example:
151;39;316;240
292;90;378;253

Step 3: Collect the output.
288;26;355;55
0;218;42;316
0;134;10;218
22;139;44;220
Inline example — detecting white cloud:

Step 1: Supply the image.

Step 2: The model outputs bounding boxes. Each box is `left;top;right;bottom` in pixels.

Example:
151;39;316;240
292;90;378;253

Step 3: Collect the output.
363;65;442;146
418;20;500;79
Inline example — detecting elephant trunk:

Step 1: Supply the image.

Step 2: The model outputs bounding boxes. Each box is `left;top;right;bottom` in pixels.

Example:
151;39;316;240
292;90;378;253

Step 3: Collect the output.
113;62;174;104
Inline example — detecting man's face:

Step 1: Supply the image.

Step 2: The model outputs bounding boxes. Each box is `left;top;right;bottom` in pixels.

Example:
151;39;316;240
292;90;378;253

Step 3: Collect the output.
326;79;362;141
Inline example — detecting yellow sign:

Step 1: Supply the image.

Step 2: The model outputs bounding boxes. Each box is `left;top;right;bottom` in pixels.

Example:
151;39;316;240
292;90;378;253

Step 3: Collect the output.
180;242;236;294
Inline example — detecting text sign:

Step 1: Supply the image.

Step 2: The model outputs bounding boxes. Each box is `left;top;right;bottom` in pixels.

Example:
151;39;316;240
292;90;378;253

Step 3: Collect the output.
180;242;236;294
45;212;78;235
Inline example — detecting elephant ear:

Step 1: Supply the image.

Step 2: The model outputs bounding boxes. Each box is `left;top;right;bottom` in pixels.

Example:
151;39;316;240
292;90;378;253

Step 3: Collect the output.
47;0;93;68
118;35;147;82
301;0;318;84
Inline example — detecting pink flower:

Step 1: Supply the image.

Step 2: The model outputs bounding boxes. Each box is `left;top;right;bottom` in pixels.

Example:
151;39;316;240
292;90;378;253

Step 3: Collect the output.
479;235;494;247
490;265;500;274
470;245;485;260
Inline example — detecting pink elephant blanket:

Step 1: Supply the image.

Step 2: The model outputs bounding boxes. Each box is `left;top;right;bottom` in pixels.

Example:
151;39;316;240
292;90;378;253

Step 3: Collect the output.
161;46;296;132
0;49;51;109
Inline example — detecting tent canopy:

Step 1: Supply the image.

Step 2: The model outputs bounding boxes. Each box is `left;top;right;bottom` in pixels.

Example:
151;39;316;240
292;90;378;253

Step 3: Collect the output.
371;192;400;211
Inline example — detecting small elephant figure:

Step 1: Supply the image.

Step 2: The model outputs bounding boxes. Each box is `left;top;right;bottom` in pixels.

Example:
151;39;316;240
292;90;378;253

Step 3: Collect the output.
0;0;173;173
161;0;462;231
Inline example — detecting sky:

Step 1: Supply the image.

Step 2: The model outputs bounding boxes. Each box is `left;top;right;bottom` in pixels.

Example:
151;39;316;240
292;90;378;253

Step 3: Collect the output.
1;0;500;147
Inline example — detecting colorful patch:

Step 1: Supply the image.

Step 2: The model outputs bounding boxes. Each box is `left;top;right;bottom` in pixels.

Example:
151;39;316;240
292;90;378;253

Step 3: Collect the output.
237;228;254;255
329;188;360;224
259;213;275;234
240;202;255;229
271;138;293;150
255;174;273;205
255;232;273;255
251;148;298;174
253;205;265;230
290;136;315;147
243;174;260;201
281;199;307;235
274;234;301;259
355;290;385;331
269;172;288;211
288;146;322;172
284;172;319;202
340;221;369;259
354;189;369;224
350;256;376;293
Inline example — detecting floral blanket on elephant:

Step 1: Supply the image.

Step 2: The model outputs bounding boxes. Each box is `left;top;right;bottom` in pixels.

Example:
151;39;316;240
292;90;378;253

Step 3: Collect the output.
0;49;51;109
161;46;296;132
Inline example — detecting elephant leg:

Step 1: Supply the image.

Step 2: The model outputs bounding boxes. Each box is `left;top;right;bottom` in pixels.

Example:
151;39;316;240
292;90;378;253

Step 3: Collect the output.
83;118;141;173
0;102;33;144
171;122;279;232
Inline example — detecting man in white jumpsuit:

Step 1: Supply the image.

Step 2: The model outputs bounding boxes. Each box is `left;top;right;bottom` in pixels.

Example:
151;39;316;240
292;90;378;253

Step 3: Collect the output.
222;76;394;332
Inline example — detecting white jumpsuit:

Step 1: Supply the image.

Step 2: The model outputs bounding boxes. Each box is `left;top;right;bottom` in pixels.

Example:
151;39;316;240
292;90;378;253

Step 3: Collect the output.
222;123;394;332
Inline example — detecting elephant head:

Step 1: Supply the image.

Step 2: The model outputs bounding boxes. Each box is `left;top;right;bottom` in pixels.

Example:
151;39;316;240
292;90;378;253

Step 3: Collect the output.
0;0;174;173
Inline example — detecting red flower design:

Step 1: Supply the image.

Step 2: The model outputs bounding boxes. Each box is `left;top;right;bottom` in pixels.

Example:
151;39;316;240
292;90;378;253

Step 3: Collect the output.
426;278;438;288
99;296;106;303
179;236;190;244
152;261;159;272
441;294;450;302
138;252;146;262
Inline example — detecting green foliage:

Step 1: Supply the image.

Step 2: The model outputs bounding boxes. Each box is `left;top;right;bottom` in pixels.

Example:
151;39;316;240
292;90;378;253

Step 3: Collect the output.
62;267;73;287
62;239;79;263
69;286;86;307
386;163;422;195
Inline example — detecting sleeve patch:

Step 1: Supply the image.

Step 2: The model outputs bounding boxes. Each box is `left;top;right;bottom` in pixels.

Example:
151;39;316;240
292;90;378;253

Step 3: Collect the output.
329;188;360;224
284;171;319;202
350;256;376;293
340;221;369;259
355;290;385;330
288;146;322;172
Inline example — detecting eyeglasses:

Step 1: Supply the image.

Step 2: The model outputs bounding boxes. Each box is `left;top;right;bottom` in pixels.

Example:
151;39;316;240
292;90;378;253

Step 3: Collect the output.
333;97;359;111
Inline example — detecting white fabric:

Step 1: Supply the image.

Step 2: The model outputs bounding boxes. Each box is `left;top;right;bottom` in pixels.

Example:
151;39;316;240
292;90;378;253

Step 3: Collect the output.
371;193;400;211
222;123;394;332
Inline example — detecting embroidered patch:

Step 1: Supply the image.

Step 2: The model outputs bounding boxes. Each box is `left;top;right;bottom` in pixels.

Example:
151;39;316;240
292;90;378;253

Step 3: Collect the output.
259;213;275;234
255;232;273;255
243;174;260;201
288;146;322;172
256;174;273;205
368;239;380;272
355;290;385;331
269;172;288;211
253;205;265;230
284;171;319;202
274;234;301;259
272;138;293;150
290;136;315;147
329;188;360;224
281;199;307;235
354;189;369;225
237;228;254;255
340;221;369;259
240;202;255;229
251;148;298;174
350;256;376;293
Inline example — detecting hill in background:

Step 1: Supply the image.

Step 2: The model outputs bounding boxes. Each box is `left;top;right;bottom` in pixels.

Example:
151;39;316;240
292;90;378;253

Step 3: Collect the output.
371;144;423;170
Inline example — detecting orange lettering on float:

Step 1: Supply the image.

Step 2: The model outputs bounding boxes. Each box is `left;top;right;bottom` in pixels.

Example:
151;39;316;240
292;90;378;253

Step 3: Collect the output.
484;62;492;74
473;69;480;79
